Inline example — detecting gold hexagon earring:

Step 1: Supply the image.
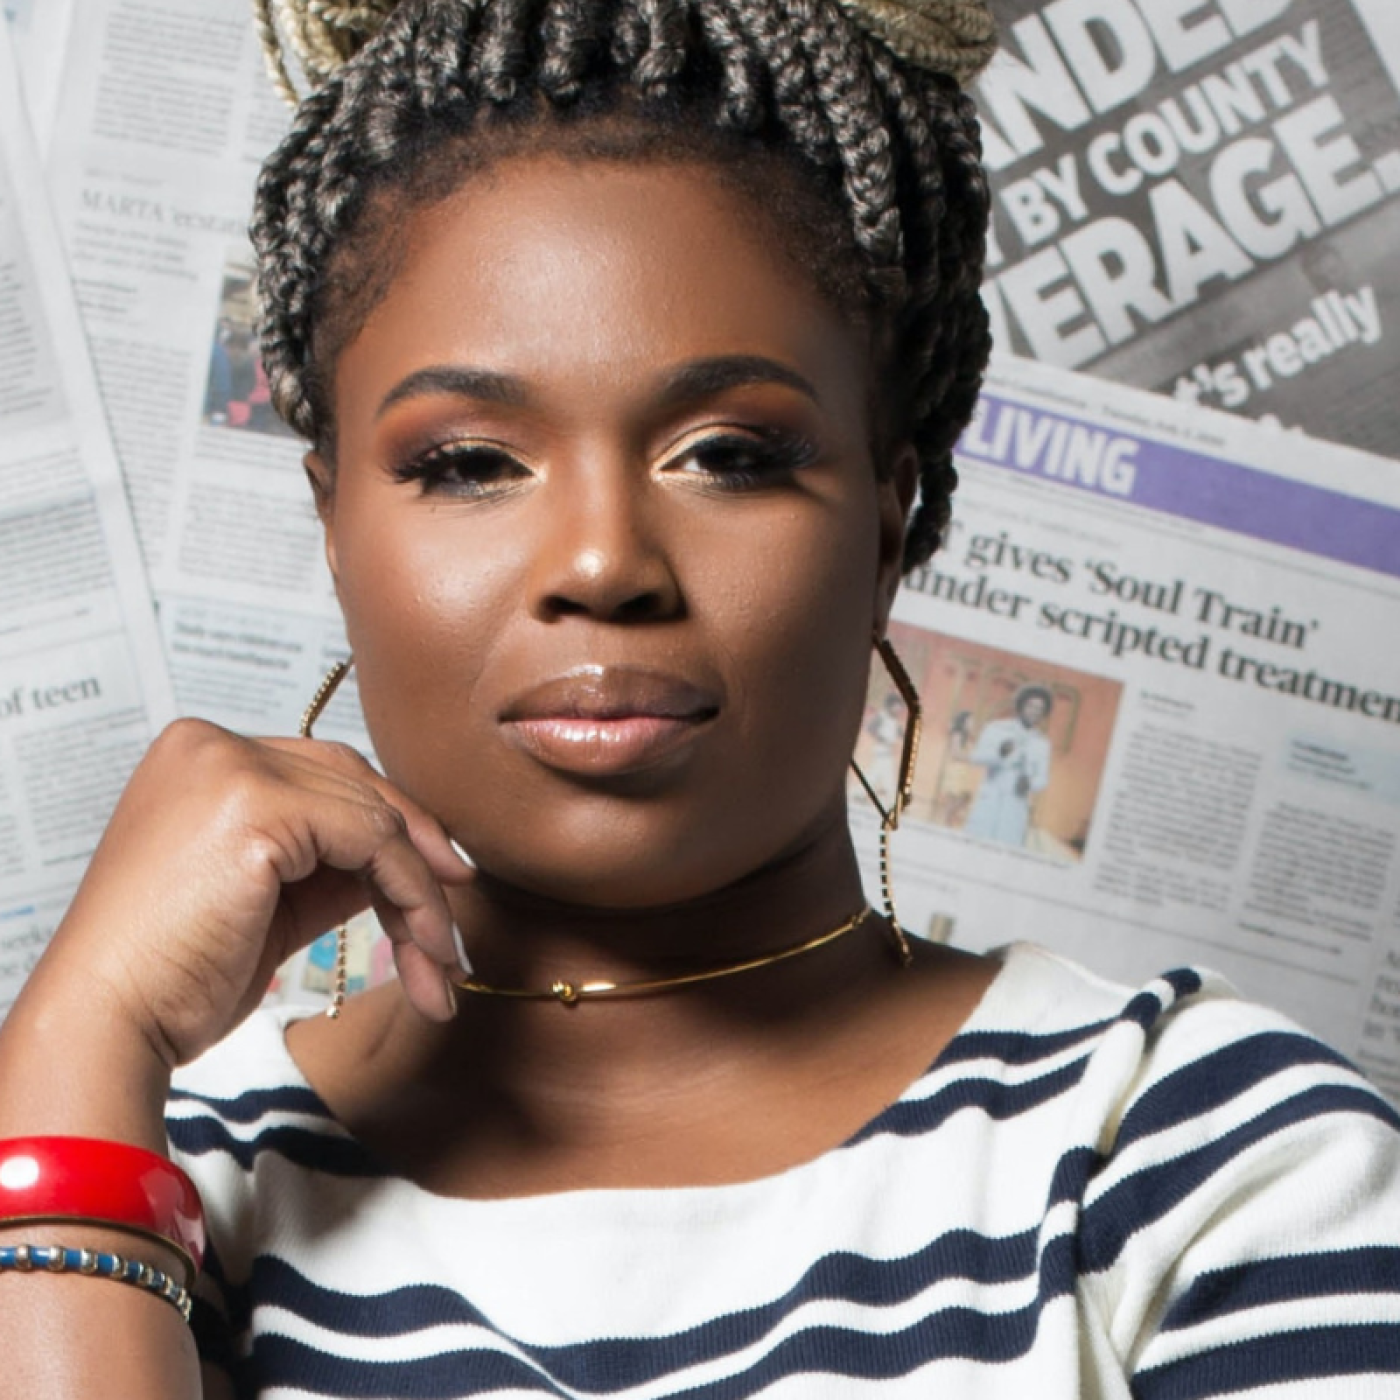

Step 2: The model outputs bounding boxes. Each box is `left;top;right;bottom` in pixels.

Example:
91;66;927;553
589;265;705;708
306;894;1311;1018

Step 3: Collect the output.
299;656;354;1017
849;632;921;967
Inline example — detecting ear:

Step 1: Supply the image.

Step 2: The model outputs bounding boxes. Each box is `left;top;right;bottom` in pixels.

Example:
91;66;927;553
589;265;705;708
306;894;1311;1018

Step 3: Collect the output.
304;450;339;584
874;443;918;631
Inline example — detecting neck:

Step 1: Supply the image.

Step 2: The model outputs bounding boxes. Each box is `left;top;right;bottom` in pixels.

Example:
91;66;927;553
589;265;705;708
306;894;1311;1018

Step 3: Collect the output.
382;811;896;1109
455;904;875;1004
288;810;1001;1199
458;830;870;990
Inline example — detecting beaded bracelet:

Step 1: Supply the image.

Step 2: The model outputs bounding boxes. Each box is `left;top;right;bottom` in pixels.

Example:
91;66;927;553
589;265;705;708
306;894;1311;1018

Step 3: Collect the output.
0;1242;192;1322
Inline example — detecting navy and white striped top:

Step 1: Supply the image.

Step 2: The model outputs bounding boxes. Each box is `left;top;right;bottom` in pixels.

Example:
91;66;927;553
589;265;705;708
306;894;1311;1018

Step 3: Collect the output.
166;943;1400;1398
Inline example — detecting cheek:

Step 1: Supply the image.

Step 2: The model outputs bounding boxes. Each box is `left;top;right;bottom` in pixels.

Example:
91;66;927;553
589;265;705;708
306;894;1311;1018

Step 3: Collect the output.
330;510;518;774
713;504;880;783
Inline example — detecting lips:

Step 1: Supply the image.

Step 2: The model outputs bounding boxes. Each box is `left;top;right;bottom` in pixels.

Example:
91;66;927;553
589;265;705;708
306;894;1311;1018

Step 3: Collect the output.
499;666;720;776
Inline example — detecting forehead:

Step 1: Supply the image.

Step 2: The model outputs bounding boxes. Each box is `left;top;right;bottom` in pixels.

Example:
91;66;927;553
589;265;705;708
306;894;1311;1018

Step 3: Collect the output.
333;155;872;424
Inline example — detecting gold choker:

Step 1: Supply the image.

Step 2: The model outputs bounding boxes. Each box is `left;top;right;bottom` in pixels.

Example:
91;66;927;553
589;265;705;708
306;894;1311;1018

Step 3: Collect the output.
455;904;879;1005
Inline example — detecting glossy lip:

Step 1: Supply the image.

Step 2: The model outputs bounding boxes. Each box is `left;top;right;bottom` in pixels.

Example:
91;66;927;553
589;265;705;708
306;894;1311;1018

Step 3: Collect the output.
499;666;721;776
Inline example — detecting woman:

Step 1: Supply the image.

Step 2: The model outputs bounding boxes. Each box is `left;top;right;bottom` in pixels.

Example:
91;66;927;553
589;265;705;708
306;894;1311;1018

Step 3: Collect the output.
963;685;1052;848
2;1;1399;1395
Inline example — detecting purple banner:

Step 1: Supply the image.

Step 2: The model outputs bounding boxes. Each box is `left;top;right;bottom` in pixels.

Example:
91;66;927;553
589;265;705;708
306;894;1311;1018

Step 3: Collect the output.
958;393;1400;581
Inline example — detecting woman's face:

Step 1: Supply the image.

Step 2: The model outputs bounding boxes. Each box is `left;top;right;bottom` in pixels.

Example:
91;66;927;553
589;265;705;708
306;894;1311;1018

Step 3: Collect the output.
319;154;911;908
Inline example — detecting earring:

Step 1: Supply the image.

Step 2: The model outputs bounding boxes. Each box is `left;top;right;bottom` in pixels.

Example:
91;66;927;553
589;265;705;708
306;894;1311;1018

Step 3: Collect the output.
299;656;354;1018
850;632;921;966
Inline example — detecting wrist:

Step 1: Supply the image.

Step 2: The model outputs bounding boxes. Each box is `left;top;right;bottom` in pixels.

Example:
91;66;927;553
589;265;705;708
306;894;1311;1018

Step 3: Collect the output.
0;1136;204;1282
0;1221;191;1286
0;957;172;1150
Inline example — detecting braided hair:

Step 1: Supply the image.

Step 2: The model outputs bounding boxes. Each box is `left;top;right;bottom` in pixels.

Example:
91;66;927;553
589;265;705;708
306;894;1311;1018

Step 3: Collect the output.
250;0;995;568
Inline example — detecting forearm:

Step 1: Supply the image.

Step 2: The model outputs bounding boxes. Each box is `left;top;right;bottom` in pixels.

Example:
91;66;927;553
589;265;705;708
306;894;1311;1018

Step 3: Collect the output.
0;722;466;1400
0;953;203;1398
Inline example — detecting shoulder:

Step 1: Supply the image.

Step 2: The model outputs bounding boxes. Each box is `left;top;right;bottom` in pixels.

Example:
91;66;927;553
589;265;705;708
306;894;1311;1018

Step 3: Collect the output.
977;943;1396;1166
166;1006;378;1226
979;941;1368;1073
958;942;1200;1050
1079;948;1394;1170
168;1004;328;1129
165;1008;346;1372
988;946;1400;1394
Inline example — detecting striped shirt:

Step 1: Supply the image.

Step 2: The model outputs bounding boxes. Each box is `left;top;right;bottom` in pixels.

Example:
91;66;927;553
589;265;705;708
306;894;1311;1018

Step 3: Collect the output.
166;942;1400;1398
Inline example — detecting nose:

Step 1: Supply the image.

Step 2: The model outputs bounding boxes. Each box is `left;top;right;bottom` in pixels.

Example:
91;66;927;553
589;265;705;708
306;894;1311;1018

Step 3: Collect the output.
528;458;684;624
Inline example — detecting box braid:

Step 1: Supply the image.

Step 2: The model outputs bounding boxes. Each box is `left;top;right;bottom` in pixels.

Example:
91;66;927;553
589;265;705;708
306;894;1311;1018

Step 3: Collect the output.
250;0;995;568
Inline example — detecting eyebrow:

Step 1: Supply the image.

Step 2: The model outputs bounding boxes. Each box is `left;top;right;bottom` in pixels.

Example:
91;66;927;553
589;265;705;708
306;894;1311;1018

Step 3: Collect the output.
377;366;528;419
375;354;821;420
654;356;822;410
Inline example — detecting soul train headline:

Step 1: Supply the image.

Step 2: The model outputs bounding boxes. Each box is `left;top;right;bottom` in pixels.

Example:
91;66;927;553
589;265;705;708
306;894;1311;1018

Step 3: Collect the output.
906;522;1399;729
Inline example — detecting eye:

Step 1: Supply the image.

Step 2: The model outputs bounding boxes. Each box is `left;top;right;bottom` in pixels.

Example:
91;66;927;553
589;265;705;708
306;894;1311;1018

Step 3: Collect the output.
661;427;818;491
392;441;532;497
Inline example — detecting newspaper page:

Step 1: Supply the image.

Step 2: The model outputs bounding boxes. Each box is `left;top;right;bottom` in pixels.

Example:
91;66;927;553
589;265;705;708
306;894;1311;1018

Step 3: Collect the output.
854;351;1400;1097
37;0;383;1008
0;20;175;1016
4;0;78;147
38;0;369;751
978;0;1400;456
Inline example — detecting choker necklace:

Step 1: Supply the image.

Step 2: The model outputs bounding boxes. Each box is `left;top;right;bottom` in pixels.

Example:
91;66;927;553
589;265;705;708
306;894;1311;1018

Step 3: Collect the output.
455;904;879;1005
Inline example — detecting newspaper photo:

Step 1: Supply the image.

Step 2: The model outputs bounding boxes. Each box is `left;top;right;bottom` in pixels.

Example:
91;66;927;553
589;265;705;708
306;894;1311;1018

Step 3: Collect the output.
978;0;1400;456
0;18;175;1015
855;351;1400;1098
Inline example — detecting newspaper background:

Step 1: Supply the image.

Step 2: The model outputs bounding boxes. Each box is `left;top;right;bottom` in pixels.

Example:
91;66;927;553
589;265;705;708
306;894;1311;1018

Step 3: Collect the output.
4;0;76;146
855;352;1400;1097
3;0;1400;1083
979;0;1400;455
0;14;175;1015
32;0;370;753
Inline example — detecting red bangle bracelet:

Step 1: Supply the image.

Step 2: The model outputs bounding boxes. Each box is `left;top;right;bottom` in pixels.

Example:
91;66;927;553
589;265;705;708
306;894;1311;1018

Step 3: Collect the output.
0;1137;204;1279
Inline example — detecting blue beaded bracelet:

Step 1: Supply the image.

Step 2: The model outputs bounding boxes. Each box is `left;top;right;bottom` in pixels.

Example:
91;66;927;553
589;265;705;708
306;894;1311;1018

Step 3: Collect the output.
0;1242;192;1322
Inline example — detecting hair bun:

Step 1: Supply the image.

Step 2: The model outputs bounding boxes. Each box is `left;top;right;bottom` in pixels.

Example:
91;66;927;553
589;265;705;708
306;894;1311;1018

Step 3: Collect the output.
256;1;996;105
253;0;403;105
833;0;996;85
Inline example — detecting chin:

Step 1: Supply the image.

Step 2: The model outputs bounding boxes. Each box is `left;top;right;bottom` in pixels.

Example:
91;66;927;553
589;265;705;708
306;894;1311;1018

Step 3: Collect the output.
463;833;744;911
456;781;850;913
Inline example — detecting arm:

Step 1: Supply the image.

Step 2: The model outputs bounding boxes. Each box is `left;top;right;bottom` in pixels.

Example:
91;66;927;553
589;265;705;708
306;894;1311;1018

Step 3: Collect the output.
0;974;199;1395
1026;733;1050;796
969;720;1010;771
0;719;469;1397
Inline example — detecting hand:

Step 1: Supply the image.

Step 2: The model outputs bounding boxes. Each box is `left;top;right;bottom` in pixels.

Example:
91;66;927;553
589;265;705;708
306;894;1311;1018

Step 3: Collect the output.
39;719;472;1070
999;739;1015;757
1015;775;1030;798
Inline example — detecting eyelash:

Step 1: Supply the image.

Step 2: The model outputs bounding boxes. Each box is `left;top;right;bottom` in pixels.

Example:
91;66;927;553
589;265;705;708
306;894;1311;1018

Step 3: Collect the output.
664;428;818;491
391;442;528;497
391;427;818;497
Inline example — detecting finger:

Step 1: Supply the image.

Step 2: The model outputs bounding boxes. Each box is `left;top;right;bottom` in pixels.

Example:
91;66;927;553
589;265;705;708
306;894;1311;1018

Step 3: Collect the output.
369;789;474;888
264;737;474;885
370;888;457;1022
246;740;467;974
323;801;461;975
248;781;456;975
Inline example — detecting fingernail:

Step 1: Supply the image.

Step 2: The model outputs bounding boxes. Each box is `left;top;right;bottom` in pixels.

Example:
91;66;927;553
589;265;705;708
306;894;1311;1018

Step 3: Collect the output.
448;836;473;866
441;972;459;1020
450;922;473;974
